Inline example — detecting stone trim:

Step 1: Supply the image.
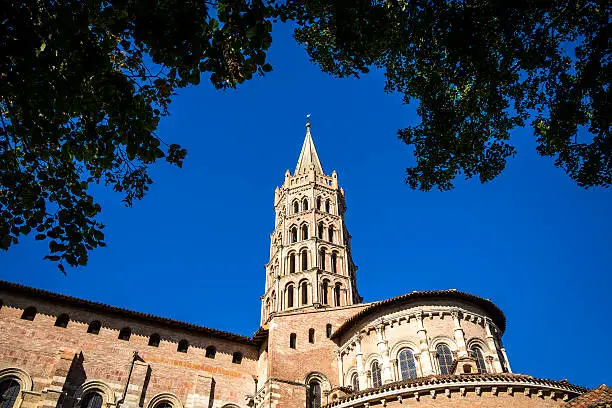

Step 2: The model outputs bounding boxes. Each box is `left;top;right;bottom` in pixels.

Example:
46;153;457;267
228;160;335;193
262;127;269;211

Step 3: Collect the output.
146;393;184;408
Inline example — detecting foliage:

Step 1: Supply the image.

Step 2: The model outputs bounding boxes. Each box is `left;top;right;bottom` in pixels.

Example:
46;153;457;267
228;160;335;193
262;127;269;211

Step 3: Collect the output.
282;0;610;191
2;0;609;271
0;0;274;271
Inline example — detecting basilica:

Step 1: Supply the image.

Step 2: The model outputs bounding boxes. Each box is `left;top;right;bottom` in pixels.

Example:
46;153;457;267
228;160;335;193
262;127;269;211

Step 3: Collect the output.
0;124;609;408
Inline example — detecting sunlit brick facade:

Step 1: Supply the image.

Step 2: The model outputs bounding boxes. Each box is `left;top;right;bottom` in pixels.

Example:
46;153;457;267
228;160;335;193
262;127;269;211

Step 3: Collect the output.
0;124;606;408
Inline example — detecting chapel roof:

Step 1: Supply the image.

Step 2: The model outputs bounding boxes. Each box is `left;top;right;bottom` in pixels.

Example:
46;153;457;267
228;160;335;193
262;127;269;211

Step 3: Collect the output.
566;385;612;407
0;280;256;345
325;373;589;407
331;289;506;340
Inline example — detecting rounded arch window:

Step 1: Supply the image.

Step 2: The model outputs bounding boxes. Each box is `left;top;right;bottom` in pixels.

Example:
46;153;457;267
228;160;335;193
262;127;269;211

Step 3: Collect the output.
316;197;322;210
317;222;324;239
0;379;20;408
301;224;309;240
81;392;103;408
351;373;359;392
321;281;329;305
319;248;326;270
148;333;161;347
308;328;315;344
20;307;36;321
331;252;337;273
300;281;308;305
307;380;321;408
325;199;331;213
287;285;294;308
54;314;69;328
87;320;101;335
291;227;298;243
289;253;296;274
177;340;189;353
301;249;308;271
371;361;382;388
326;323;332;338
436;344;454;375
398;348;417;380
470;346;487;373
333;284;341;306
154;403;172;408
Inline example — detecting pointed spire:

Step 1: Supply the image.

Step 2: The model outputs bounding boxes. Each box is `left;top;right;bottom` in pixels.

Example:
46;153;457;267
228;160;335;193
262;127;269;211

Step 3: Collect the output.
295;122;324;175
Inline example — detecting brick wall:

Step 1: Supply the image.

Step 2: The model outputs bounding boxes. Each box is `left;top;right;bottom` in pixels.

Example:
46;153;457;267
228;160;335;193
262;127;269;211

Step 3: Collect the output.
0;291;258;408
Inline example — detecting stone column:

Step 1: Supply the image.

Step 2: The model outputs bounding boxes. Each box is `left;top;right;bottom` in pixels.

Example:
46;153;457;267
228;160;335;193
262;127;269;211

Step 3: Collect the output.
451;311;468;358
485;319;503;372
355;336;367;390
415;313;434;375
375;324;393;384
335;351;344;387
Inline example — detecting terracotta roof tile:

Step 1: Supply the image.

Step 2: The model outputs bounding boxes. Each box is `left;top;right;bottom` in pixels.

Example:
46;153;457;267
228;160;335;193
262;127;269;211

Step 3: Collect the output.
566;385;612;407
0;280;256;345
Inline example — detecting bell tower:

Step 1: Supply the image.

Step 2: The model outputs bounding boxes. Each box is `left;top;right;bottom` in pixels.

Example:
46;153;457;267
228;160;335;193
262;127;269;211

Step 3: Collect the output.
260;122;361;325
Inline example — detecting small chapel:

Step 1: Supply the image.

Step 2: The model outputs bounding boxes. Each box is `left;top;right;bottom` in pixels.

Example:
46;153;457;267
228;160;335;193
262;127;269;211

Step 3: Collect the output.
0;123;609;408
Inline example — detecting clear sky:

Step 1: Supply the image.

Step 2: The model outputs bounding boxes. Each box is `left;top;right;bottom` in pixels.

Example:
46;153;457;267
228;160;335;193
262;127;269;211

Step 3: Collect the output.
1;23;610;389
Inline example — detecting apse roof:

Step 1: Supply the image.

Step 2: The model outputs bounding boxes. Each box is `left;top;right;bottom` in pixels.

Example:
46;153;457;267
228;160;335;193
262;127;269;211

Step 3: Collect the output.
331;289;507;340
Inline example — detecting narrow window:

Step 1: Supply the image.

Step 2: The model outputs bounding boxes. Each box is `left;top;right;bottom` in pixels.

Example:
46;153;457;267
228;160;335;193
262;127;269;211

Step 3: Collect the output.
351;373;359;391
289;253;296;274
318;222;324;238
470;346;487;373
302;198;309;211
308;328;315;344
301;282;308;305
325;199;331;213
322;281;329;305
289;333;296;349
334;284;341;306
328;226;333;242
205;346;216;359
149;333;161;347
301;224;309;240
316;197;321;210
293;201;299;214
371;361;382;387
232;352;242;364
301;250;308;271
436;344;454;375
319;248;326;270
326;323;332;338
331;252;338;273
308;380;322;408
81;393;103;408
287;285;294;308
54;314;69;328
118;327;131;341
291;227;298;243
177;339;189;353
21;306;37;321
398;349;418;379
0;380;20;408
87;320;101;335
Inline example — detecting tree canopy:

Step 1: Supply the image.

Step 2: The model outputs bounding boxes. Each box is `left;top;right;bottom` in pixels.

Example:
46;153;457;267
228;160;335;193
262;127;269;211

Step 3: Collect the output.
1;0;609;271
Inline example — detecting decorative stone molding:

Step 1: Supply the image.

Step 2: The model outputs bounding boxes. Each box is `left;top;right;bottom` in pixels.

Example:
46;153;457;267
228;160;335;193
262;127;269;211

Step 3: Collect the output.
146;393;184;408
73;380;117;407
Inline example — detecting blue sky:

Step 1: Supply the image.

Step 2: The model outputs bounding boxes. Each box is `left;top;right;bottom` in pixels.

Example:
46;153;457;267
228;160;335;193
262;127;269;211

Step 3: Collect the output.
1;23;610;389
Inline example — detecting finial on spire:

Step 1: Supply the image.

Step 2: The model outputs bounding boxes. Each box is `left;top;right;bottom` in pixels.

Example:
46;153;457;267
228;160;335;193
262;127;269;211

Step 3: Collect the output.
306;113;311;130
